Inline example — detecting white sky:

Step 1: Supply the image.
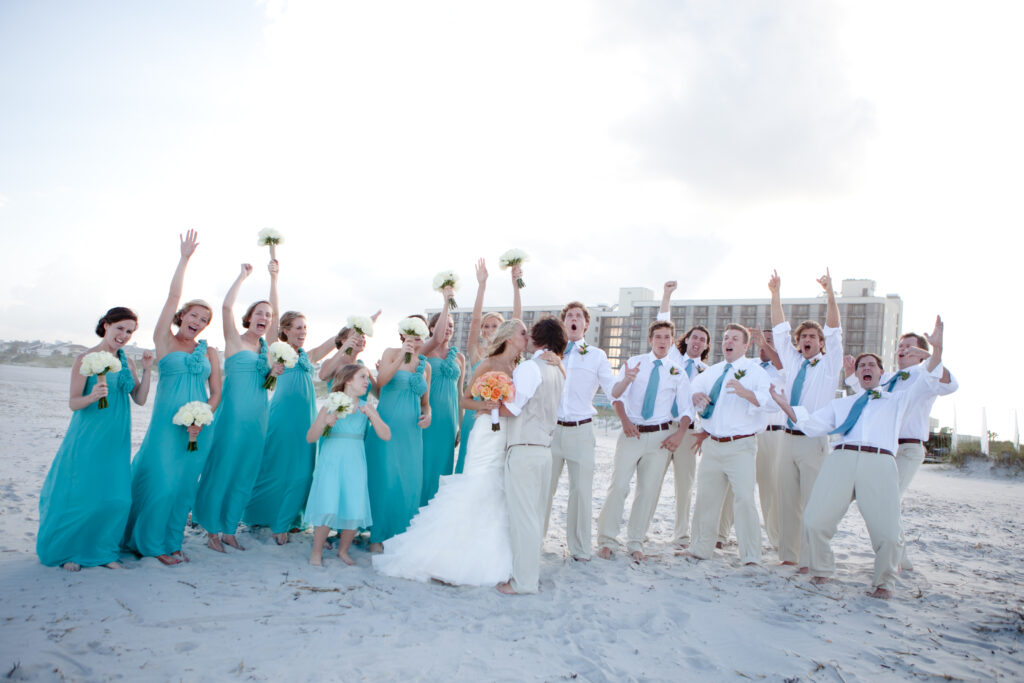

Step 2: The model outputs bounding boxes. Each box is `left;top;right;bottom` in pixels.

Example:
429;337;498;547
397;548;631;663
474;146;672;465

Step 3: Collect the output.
1;0;1021;438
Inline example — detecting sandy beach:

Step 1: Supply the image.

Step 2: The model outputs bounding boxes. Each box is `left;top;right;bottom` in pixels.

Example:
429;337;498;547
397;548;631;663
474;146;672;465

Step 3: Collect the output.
1;364;1021;682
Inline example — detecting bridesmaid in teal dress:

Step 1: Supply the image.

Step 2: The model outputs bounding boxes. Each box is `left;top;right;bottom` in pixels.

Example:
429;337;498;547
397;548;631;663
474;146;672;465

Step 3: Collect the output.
193;261;282;553
245;310;337;545
305;364;391;566
455;258;522;472
366;318;432;552
419;293;465;505
122;230;223;566
317;310;381;388
37;307;154;571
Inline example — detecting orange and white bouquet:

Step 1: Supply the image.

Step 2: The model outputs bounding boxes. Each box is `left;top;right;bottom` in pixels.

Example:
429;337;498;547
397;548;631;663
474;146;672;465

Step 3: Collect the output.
79;351;122;409
472;371;515;431
172;401;214;451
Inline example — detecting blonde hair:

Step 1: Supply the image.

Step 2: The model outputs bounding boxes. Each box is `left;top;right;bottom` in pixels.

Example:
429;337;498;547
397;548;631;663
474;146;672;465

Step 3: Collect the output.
173;300;213;327
487;318;524;357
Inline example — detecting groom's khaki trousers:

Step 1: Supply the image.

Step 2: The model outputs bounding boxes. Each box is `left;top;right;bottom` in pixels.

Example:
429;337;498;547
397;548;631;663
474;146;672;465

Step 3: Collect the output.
506;444;553;594
545;422;596;560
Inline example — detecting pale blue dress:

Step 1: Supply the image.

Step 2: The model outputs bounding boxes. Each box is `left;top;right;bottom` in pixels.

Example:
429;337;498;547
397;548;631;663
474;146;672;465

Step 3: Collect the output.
37;350;134;567
193;338;269;534
123;341;213;557
304;402;372;530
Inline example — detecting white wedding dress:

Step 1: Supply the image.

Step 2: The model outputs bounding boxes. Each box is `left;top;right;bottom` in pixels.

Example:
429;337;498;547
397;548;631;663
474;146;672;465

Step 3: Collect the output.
372;413;513;586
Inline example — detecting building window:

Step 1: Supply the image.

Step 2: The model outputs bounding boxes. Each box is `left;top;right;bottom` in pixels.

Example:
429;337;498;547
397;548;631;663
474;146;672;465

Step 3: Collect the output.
793;304;810;319
718;306;732;318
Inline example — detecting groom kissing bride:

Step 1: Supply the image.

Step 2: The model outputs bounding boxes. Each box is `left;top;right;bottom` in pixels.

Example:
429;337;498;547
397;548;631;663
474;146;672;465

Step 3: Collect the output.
498;317;567;595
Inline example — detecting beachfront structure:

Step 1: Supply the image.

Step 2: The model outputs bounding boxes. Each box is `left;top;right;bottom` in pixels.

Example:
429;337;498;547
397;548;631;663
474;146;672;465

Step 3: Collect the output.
431;279;903;372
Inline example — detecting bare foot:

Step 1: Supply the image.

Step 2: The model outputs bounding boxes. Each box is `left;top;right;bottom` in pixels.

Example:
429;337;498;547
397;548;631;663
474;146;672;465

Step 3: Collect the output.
631;550;645;563
810;576;829;585
715;541;724;549
207;535;226;553
572;556;590;562
101;561;123;569
156;554;181;566
368;542;384;554
274;533;289;546
596;546;613;560
171;550;190;563
781;560;797;566
797;566;809;575
744;562;758;566
496;581;517;595
222;535;245;551
869;587;892;599
62;562;81;572
309;554;322;567
338;551;356;566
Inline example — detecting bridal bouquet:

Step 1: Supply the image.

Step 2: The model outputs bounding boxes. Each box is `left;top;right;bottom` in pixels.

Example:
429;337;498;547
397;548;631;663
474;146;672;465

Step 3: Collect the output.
345;315;374;355
79;351;122;409
472;371;515;431
499;248;529;289
264;341;299;389
432;270;459;310
322;391;355;437
172;401;214;451
398;317;430;363
257;228;284;259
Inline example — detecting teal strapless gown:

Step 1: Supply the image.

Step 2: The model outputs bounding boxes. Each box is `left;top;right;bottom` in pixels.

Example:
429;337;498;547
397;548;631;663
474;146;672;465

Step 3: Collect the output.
420;346;460;505
304;402;371;530
193;338;269;534
455;359;482;474
37;350;135;567
366;356;427;543
123;341;213;557
245;349;316;533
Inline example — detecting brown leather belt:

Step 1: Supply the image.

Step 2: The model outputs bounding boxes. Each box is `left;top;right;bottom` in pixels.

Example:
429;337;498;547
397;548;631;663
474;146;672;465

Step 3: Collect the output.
557;418;592;427
784;428;806;436
709;433;754;443
897;438;924;445
837;444;894;456
637;422;672;433
766;425;784;432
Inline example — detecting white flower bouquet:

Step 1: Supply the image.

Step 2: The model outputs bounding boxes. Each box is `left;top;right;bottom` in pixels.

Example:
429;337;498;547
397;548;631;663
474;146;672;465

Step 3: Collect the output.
499;248;529;289
322;391;355;437
264;341;299;389
398;317;430;363
345;315;374;355
172;401;215;451
432;270;460;310
79;351;122;409
257;228;284;259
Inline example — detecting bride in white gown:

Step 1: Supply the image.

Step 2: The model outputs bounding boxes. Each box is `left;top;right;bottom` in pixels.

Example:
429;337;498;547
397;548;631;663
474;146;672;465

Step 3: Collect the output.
374;319;546;586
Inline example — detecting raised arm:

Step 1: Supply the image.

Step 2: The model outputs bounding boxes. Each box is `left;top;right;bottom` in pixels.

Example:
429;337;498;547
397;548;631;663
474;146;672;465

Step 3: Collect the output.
924;315;943;372
375;347;405;389
511;265;523;321
659;281;677;315
751;327;783;370
265;259;281;343
307;334;338;364
221;264;253;356
154;230;199;352
819;268;840;329
130;351;155;406
467;258;488;364
420;288;451;357
768;270;784;328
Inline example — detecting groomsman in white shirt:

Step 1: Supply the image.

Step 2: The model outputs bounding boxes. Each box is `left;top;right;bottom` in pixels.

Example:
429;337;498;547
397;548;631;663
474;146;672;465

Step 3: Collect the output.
769;269;843;569
656;281;731;549
751;327;786;549
844;330;958;571
771;316;946;599
596;320;694;562
544;302;617;562
686;324;772;565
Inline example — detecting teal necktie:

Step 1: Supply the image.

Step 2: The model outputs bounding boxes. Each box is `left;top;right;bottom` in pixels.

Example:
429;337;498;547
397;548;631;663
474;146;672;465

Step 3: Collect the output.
884;372;906;392
685;358;695;378
830;390;875;436
787;358;811;428
700;363;732;420
761;360;772;369
564;341;576;358
641;359;662;420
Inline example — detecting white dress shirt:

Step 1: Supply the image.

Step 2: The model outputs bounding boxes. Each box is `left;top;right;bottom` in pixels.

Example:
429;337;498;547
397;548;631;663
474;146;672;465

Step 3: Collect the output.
505;349;547;417
759;360;787;427
848;362;959;441
559;341;617;421
773;321;843;412
690;357;772;438
614;351;694;426
793;363;944;453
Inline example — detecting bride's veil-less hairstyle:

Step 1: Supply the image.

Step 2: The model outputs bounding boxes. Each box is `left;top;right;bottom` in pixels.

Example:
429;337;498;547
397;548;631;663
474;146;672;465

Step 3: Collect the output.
487;319;524;358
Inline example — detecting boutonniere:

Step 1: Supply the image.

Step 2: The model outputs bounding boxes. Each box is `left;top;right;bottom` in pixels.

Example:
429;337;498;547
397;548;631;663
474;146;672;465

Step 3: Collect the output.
578;342;589;356
809;358;821;368
734;369;747;380
669;366;680;375
697;366;706;374
869;389;882;399
896;370;909;381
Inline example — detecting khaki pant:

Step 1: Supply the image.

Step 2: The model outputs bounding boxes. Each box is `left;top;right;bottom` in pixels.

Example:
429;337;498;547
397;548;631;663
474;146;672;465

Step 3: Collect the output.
802;449;903;591
895;441;926;571
690;436;761;564
776;432;829;564
506;445;553;594
546;422;596;559
597;429;675;553
671;428;732;546
756;429;784;549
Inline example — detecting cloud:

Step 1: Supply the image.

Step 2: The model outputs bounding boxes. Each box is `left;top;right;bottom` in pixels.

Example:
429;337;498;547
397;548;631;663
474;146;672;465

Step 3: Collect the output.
600;0;875;200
